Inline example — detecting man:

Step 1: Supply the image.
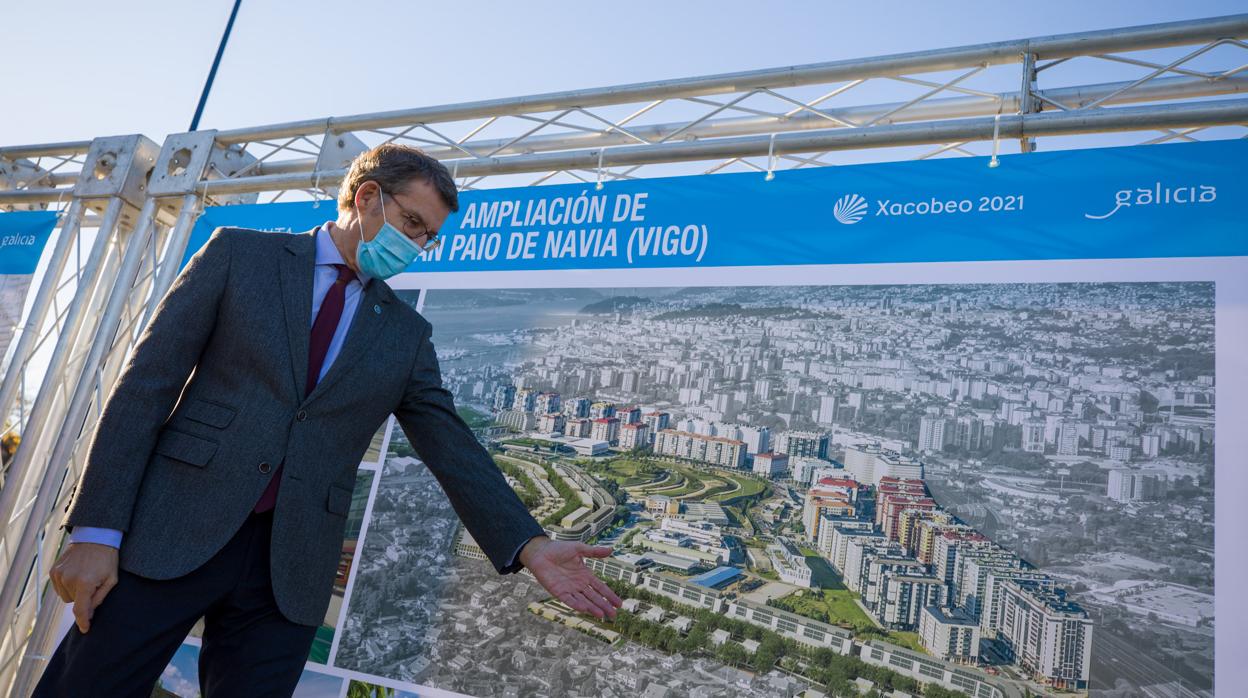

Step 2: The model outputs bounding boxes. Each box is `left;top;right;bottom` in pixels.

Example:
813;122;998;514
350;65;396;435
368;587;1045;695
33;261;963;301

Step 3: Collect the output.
35;144;622;697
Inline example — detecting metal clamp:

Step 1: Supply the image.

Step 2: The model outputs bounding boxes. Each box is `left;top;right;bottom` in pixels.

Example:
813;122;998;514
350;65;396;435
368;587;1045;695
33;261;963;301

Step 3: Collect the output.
988;113;1003;168
595;147;608;190
765;133;778;181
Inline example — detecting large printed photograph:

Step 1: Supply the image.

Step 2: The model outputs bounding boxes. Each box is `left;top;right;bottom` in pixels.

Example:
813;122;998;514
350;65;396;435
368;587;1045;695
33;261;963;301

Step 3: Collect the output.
332;281;1214;698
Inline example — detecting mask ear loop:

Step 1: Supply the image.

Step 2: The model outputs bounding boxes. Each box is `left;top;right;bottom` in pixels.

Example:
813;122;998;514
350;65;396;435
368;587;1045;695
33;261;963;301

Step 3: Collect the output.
355;186;370;244
376;185;390;228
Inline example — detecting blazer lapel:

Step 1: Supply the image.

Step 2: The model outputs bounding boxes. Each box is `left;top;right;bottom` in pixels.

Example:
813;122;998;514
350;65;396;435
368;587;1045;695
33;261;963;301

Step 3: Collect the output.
302;276;393;405
278;229;318;402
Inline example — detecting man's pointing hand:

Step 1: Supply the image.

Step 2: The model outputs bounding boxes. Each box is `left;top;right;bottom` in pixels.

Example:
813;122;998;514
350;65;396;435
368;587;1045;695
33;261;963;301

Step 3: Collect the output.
519;535;623;620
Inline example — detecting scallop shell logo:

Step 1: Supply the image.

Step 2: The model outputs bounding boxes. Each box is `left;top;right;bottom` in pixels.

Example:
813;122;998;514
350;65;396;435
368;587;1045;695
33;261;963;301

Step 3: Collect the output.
834;193;869;225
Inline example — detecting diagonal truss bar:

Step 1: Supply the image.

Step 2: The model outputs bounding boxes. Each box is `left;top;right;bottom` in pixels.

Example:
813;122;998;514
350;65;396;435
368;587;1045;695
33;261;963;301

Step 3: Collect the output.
1084;38;1243;109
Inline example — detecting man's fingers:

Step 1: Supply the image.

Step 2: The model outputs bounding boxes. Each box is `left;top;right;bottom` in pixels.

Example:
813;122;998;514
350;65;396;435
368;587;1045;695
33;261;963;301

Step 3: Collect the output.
588;576;623;609
583;586;617;619
90;575;117;608
558;591;585;615
565;590;602;619
578;588;613;619
577;543;612;559
49;567;71;603
72;583;95;633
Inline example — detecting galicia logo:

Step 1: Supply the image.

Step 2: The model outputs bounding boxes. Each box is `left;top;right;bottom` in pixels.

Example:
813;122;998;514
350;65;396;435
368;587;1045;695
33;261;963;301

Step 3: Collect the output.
1084;182;1217;220
833;193;869;225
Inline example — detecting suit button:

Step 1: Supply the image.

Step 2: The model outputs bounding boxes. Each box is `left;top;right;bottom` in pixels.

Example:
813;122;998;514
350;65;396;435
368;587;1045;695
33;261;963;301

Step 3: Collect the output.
296;410;308;422
259;461;271;473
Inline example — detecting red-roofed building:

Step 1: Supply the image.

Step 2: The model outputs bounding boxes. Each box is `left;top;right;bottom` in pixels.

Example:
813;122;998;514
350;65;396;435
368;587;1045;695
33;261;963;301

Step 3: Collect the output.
590;417;620;444
803;478;865;541
876;493;937;541
618;421;649;450
877;476;928;496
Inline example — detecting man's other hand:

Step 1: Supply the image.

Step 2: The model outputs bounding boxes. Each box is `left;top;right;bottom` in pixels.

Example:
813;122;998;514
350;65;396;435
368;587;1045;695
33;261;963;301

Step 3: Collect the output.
519;536;623;620
49;542;119;633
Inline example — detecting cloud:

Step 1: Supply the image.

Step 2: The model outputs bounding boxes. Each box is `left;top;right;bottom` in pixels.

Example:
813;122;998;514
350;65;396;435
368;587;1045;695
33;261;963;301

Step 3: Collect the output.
159;663;199;697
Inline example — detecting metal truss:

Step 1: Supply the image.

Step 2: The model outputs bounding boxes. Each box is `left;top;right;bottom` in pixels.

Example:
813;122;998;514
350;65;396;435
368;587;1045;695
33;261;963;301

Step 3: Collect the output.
0;137;198;696
0;12;1246;697
181;13;1248;197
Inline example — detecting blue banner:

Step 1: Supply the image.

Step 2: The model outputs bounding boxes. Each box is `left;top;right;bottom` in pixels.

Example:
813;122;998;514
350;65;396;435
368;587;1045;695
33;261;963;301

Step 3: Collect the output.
185;139;1245;272
0;210;58;275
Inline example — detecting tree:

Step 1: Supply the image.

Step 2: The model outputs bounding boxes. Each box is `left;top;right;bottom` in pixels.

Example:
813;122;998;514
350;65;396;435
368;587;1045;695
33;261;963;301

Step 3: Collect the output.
1068;461;1106;484
0;422;19;467
716;640;747;667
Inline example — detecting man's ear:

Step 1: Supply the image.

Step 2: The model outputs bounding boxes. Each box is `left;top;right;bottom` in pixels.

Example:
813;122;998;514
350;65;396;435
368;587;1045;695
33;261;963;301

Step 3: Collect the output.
354;181;379;212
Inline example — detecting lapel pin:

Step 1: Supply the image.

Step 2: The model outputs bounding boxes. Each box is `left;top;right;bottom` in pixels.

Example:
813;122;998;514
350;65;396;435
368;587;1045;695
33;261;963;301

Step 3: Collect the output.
374;304;381;314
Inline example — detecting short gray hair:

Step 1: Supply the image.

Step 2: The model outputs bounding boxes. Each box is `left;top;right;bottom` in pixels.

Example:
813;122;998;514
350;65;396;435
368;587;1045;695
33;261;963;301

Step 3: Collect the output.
338;143;459;213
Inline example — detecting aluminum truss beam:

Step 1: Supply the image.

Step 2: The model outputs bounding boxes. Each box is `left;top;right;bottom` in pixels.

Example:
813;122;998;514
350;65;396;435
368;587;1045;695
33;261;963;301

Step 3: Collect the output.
223;74;1246;177
212;14;1248;145
194;99;1248;195
164;13;1248;202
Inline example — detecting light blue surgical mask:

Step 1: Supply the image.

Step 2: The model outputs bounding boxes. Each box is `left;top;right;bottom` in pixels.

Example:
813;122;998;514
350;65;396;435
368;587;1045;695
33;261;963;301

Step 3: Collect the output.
355;190;423;279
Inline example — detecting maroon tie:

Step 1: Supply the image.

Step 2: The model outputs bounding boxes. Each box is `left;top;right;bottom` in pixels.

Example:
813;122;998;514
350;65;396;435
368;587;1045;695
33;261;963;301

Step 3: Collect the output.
254;263;357;513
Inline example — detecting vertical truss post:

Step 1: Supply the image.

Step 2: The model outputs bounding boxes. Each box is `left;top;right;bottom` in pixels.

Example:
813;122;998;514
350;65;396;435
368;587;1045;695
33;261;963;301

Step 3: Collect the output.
0;134;159;697
1019;51;1039;153
7;198;166;698
142;193;201;326
0;196;158;692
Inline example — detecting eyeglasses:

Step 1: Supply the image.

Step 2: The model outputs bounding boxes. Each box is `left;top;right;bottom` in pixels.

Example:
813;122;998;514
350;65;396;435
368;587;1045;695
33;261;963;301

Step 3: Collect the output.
379;187;442;252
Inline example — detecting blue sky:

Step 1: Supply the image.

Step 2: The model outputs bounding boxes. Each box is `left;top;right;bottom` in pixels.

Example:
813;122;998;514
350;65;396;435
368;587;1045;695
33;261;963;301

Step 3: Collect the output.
158;642;344;697
1;1;1243;146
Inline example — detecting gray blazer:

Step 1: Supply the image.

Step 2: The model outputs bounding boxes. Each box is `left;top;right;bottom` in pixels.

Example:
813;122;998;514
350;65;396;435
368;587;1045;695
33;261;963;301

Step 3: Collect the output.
61;225;545;627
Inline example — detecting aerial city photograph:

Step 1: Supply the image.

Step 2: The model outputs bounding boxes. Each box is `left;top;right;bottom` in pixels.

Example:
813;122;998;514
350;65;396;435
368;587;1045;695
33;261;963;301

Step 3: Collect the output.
329;281;1214;698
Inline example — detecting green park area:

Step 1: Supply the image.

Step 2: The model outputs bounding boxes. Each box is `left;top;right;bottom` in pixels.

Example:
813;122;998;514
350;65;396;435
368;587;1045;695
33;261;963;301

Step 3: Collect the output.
658;466;718;497
885;631;926;653
770;568;929;654
503;436;567;451
711;472;768;504
595;458;664;487
772;587;878;634
578;456;771;511
457;405;493;431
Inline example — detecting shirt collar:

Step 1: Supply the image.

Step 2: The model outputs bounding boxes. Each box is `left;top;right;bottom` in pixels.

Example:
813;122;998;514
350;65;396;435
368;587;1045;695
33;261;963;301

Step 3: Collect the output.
314;222;372;286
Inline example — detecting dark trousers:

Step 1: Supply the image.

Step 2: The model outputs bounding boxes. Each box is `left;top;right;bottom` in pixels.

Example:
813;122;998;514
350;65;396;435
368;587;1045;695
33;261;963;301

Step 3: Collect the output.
32;508;319;698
